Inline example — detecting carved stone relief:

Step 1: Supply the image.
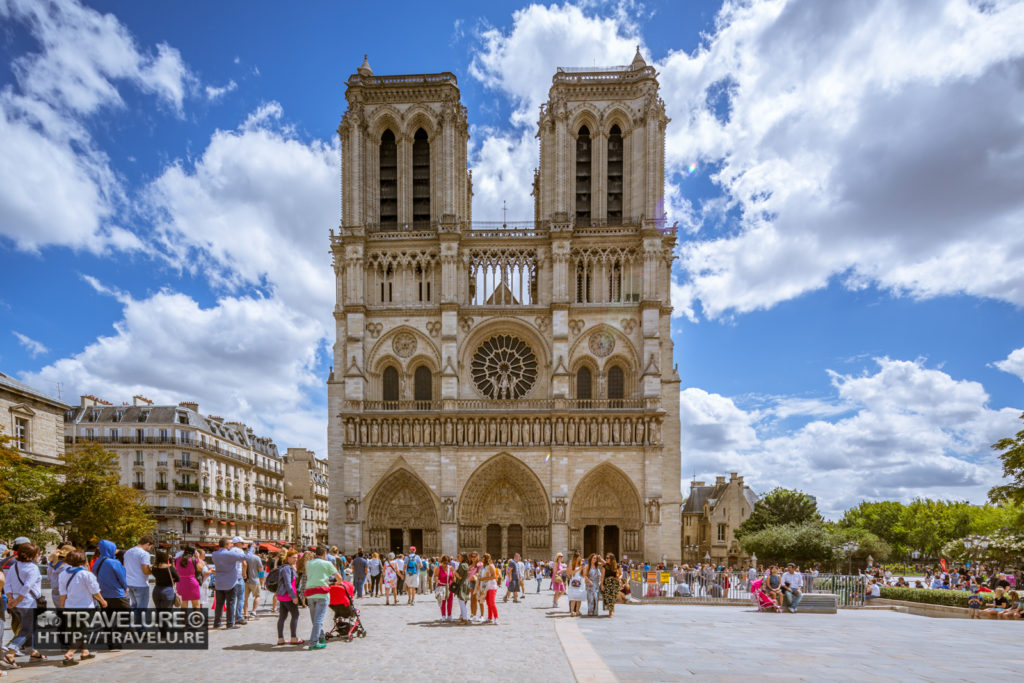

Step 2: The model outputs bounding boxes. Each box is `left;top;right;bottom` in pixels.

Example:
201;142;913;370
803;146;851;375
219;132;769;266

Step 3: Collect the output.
392;332;417;358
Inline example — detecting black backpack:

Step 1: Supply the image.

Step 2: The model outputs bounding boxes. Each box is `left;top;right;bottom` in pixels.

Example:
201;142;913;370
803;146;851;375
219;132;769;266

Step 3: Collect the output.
265;566;282;593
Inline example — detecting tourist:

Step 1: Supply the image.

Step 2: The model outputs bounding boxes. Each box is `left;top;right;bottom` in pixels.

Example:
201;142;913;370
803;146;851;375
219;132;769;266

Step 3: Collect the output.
174;546;203;609
436;554;454;621
467;552;481;620
303;546;343;649
150;550;179;608
404;545;422;605
211;537;246;629
566;553;586;616
781;563;803;613
93;538;130;642
368;551;382;597
352;549;368;598
229;537;250;625
4;543;46;663
243;542;263;621
56;548;105;667
480;553;499;624
535;560;544;593
274;550;304;645
999;590;1022;619
601;554;620;618
552;552;566;607
123;535;154;609
586;554;603;616
382;552;400;605
865;578;882;600
766;566;783;605
504;553;521;603
982;587;1008;617
47;544;74;607
453;552;470;624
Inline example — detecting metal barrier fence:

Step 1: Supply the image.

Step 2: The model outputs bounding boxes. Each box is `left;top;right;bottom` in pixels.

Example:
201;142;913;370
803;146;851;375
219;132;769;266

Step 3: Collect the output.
627;571;867;608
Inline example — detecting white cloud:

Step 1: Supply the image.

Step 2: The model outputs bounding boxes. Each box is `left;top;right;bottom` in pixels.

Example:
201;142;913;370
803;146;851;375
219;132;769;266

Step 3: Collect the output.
0;0;195;254
145;102;338;322
12;331;48;357
469;128;537;221
659;0;1024;318
22;285;327;456
680;358;1021;517
994;346;1024;382
205;80;238;101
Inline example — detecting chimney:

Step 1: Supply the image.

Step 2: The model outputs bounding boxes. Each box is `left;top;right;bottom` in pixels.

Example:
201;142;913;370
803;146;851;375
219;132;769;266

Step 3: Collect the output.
690;480;705;490
179;401;199;412
81;395;96;408
715;475;726;486
133;395;154;406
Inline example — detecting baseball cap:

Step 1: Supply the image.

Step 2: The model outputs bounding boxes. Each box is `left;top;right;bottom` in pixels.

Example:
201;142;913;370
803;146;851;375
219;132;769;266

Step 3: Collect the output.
231;536;248;544
13;536;30;546
409;546;416;552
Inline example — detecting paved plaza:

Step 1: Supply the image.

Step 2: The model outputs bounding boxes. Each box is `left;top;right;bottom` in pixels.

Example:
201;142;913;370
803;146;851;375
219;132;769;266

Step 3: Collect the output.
4;593;1023;682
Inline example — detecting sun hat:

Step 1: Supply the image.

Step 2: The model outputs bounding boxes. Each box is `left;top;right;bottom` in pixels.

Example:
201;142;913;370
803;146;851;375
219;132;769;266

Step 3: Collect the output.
13;536;30;546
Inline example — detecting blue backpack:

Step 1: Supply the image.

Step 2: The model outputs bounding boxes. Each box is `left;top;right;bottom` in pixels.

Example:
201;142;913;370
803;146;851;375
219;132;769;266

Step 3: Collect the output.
406;555;420;574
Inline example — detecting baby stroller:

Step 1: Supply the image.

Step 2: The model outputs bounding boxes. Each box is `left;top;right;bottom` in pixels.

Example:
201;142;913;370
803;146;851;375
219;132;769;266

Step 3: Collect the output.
323;582;367;641
750;578;782;613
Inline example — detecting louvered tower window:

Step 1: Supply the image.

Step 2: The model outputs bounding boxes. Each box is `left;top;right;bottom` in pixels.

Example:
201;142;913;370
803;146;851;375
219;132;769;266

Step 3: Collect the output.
575;126;592;223
412;128;430;228
607;125;623;225
379;130;398;230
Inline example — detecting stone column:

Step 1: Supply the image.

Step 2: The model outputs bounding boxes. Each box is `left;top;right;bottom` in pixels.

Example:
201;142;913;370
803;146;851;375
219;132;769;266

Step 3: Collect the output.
501;525;509;559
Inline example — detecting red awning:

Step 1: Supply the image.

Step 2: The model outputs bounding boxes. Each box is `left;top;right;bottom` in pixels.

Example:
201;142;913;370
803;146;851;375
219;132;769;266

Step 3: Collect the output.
260;543;281;552
197;542;218;550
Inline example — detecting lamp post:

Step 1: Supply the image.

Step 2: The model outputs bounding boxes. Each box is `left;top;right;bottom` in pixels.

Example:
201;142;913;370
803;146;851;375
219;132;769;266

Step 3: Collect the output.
841;541;859;575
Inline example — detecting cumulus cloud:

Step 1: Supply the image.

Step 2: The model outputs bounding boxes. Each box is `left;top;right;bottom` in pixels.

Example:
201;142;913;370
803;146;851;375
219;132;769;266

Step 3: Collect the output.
205;80;238;101
0;0;195;253
12;331;49;358
994;346;1024;382
22;285;327;455
660;0;1024;317
680;358;1021;517
146;102;339;321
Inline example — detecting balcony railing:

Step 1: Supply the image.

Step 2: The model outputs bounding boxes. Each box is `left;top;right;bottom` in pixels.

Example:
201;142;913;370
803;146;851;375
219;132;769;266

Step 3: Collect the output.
155;482;169;490
348;397;653;413
174;481;199;492
67;434;254;466
132;482;146;490
174;459;200;470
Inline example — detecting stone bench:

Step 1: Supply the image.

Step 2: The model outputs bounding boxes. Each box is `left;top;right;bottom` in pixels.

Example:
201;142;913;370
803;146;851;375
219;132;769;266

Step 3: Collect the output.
793;593;837;614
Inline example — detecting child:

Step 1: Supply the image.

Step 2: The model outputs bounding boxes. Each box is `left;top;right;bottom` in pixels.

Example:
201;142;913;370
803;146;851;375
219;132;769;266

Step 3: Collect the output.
967;588;983;619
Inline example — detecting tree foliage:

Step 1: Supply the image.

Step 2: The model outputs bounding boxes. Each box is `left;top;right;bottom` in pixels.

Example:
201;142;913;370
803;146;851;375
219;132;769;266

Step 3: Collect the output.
736;522;835;565
989;412;1024;515
735;487;822;540
0;428;59;545
48;442;154;547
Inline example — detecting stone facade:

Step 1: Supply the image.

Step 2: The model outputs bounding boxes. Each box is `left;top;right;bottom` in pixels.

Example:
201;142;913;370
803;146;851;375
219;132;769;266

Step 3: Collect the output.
328;52;681;562
0;370;71;467
681;473;758;568
65;395;293;547
283;447;330;546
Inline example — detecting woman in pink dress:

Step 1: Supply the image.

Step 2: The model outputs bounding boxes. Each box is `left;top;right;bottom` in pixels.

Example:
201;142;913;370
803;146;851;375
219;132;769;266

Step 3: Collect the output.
552;552;566;607
174;546;203;608
436;554;454;622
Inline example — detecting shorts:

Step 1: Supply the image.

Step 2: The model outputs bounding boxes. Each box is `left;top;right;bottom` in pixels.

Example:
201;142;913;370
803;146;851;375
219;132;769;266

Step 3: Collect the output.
245;581;261;600
405;573;420;589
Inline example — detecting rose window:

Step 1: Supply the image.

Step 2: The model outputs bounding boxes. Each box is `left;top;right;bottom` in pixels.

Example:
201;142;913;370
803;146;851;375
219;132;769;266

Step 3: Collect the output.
471;335;538;399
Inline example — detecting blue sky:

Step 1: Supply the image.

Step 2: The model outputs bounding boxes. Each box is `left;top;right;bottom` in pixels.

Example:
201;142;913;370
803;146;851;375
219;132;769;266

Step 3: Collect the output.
1;0;1022;516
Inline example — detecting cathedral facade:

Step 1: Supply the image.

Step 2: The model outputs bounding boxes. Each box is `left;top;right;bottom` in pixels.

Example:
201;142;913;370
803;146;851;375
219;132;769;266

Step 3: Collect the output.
327;51;682;562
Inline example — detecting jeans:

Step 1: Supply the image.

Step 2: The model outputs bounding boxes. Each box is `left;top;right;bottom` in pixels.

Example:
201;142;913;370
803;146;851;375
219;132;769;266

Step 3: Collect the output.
213;588;237;628
153;586;176;608
354;574;365;598
457;598;468;620
8;607;35;652
785;590;803;611
308;598;329;644
233;580;245;622
536;576;542;593
370;574;381;595
128;585;150;609
277;600;299;639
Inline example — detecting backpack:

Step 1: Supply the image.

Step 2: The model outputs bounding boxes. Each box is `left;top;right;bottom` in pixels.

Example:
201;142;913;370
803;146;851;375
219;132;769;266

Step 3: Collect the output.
266;566;282;593
406;555;419;575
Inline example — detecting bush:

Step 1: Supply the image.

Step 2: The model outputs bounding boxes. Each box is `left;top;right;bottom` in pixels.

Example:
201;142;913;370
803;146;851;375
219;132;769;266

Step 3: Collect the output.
879;563;916;575
879;587;993;608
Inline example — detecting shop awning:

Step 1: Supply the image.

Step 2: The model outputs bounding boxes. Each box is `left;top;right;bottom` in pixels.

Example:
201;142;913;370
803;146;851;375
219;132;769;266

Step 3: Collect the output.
260;543;281;552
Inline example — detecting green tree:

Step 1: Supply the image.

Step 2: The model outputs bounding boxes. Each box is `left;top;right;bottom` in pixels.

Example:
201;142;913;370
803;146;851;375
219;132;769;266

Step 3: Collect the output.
735;487;822;540
831;526;891;567
839;500;909;554
989;412;1024;518
47;442;154;547
737;522;835;565
0;428;59;544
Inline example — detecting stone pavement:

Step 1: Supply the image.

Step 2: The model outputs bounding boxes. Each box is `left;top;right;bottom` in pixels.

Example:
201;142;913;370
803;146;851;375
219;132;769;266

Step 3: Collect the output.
4;595;1024;681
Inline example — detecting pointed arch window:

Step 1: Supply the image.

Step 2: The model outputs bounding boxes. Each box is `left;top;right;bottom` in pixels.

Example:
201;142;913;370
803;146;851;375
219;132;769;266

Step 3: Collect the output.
412;128;430;228
607;124;623;225
576;367;592;401
382;366;399;406
379;130;398;230
413;366;433;405
607;365;624;405
575;125;592;223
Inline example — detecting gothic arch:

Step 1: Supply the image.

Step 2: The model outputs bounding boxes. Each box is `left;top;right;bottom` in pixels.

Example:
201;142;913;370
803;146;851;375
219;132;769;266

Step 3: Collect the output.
568;324;639;372
458;453;551;556
569;462;643;557
364;465;440;555
600;104;635;134
368;325;439;375
569;109;600;138
402;105;439;140
368;105;403;140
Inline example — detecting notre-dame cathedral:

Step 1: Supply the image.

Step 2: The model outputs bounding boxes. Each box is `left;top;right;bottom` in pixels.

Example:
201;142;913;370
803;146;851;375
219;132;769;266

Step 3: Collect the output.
328;50;681;563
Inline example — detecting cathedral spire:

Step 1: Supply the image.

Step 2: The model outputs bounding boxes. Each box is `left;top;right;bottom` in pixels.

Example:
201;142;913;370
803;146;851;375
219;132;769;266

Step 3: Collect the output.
358;54;374;77
630;45;647;70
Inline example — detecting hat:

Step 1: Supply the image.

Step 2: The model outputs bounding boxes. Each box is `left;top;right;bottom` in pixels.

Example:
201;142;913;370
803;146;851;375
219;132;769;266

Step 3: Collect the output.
0;544;7;555
409;546;416;552
55;544;75;558
231;536;248;544
13;536;30;546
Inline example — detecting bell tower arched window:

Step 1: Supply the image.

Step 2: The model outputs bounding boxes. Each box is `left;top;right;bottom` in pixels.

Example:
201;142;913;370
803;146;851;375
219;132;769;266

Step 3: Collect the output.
576;367;592;400
575;125;592;223
414;365;433;403
382;366;399;405
379;130;398;230
607;125;623;225
412;128;430;228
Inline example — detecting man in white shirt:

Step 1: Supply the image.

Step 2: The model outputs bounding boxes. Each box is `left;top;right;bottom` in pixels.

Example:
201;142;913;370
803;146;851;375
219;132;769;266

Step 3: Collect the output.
123;535;154;609
781;563;804;613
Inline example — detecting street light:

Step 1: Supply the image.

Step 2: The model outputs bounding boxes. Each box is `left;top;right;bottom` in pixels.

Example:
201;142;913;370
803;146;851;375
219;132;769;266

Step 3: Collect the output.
841;541;859;575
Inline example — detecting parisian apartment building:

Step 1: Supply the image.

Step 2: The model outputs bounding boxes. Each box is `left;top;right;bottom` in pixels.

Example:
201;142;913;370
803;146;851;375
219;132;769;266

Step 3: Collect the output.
283;447;330;547
64;395;297;549
1;370;72;466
